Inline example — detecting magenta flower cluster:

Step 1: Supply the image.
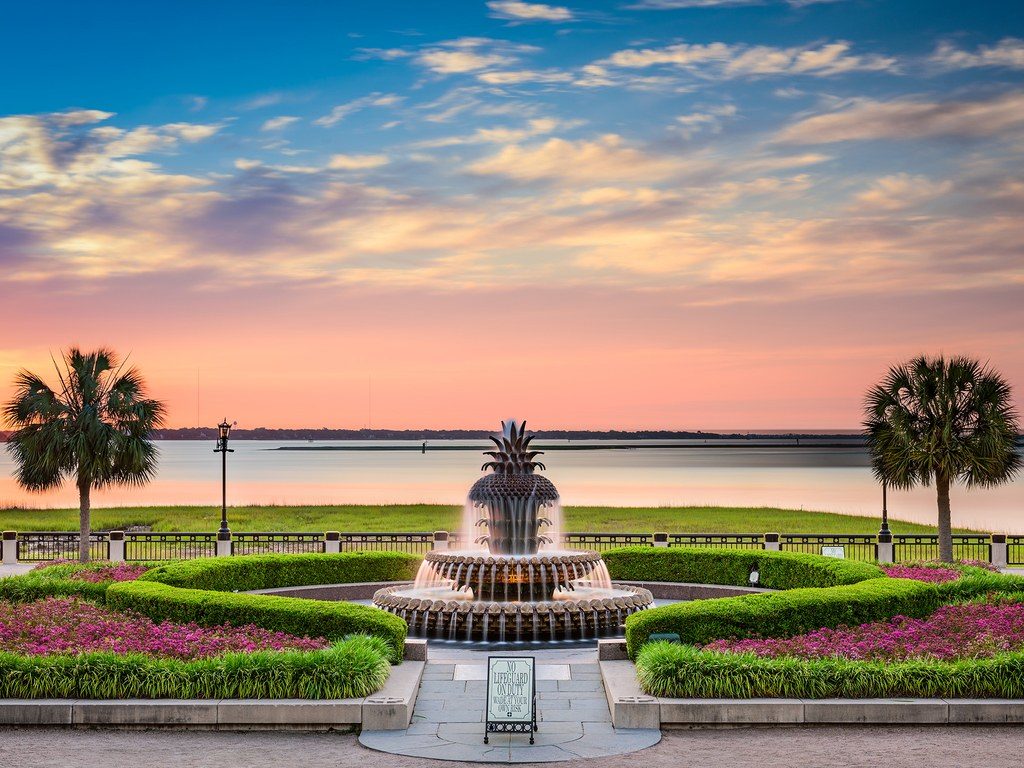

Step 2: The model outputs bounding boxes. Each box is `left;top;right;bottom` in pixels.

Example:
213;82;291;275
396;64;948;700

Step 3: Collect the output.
0;598;329;659
32;560;149;583
881;564;961;583
704;601;1024;661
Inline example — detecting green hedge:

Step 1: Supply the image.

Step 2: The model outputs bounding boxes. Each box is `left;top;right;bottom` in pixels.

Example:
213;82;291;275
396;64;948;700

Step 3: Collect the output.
0;635;391;700
636;641;1024;699
603;547;884;590
625;577;939;658
107;580;408;663
139;551;421;591
0;561;168;604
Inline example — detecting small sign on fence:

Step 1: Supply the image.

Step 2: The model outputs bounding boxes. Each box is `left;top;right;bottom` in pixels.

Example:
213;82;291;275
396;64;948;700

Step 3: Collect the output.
484;656;537;744
821;546;846;559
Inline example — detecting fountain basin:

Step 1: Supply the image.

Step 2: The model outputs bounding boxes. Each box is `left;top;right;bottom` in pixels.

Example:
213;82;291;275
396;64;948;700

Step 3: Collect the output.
373;583;653;643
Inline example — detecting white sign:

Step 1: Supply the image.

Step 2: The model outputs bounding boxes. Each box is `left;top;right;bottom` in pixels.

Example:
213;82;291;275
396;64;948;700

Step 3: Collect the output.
486;657;535;724
821;546;846;559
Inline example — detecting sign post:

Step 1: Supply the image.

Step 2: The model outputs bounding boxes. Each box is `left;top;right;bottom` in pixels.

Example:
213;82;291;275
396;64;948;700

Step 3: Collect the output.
484;656;537;744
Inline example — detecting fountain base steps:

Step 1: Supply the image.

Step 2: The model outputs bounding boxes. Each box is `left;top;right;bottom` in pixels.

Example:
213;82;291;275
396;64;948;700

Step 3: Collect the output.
358;657;661;763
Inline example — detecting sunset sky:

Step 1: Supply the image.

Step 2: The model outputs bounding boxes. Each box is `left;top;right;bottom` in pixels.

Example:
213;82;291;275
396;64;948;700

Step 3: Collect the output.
1;0;1022;431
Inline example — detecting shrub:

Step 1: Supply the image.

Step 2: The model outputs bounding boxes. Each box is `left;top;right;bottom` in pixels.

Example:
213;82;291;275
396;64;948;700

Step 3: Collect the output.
107;580;408;663
603;547;883;590
0;561;166;604
0;635;392;700
636;641;1024;699
624;577;939;658
139;551;420;592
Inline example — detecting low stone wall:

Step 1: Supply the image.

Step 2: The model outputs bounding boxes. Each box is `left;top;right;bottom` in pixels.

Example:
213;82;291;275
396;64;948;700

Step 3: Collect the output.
614;580;772;600
247;581;409;600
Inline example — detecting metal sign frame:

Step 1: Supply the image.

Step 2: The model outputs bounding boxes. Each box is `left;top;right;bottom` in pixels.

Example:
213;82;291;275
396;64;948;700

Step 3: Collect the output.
484;656;537;744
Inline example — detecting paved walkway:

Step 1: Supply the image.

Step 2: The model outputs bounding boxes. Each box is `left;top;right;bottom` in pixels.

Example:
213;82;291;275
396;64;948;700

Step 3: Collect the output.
4;726;1023;768
359;659;660;762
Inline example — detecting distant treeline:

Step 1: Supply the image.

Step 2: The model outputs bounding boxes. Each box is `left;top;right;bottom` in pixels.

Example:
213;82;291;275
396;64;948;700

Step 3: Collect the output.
0;426;865;442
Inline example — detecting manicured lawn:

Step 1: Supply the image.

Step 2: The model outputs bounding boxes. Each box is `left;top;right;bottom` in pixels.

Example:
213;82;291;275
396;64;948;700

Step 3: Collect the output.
0;504;962;534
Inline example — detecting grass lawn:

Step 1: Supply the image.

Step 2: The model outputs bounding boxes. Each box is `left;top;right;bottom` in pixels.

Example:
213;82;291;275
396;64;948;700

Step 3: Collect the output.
0;504;962;534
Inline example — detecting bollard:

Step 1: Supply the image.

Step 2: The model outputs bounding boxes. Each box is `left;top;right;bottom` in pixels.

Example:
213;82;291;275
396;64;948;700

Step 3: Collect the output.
763;532;781;551
433;530;449;551
876;531;894;564
108;531;125;562
2;531;16;565
324;531;341;554
216;531;232;557
991;534;1008;569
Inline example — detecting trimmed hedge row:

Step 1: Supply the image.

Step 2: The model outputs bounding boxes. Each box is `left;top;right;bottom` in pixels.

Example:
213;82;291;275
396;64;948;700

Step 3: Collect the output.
0;561;168;604
636;641;1024;699
139;551;420;592
107;580;408;663
603;546;884;590
0;635;392;700
625;577;940;658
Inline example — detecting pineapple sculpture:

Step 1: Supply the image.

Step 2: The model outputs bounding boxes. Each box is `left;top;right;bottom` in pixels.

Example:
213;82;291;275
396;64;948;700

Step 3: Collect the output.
469;420;559;555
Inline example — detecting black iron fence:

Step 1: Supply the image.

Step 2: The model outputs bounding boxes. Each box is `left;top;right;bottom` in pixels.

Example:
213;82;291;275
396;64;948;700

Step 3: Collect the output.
893;534;991;563
125;532;217;561
2;530;1021;566
15;532;109;562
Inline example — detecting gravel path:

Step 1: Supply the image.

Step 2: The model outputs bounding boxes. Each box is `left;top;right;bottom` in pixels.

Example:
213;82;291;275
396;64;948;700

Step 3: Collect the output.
2;726;1022;768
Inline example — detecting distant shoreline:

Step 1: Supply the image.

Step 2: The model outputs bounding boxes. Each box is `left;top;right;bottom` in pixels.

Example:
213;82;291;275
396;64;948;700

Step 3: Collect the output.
272;441;867;451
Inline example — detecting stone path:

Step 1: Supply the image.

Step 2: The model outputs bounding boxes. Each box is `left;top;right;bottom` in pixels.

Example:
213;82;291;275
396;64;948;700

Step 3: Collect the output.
359;659;660;763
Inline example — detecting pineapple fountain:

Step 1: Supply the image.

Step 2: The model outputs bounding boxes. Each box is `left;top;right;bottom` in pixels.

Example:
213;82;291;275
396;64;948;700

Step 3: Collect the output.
373;421;653;642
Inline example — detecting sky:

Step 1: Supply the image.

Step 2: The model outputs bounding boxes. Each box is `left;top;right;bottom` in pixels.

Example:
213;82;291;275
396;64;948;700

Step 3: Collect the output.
0;0;1022;431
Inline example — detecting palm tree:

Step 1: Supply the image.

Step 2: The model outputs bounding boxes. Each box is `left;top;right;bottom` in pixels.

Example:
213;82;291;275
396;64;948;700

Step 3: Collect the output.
863;355;1021;563
3;348;165;562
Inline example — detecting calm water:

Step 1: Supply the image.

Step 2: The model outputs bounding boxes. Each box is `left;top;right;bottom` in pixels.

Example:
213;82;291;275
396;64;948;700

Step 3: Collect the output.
0;440;1022;532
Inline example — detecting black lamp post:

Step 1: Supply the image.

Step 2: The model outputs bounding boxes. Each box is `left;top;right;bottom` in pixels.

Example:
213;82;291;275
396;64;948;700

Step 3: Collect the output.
879;482;891;537
214;419;235;539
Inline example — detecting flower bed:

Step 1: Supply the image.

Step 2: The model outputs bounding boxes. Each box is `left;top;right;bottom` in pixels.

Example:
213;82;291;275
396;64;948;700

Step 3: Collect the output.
0;597;328;659
32;560;151;583
703;600;1024;661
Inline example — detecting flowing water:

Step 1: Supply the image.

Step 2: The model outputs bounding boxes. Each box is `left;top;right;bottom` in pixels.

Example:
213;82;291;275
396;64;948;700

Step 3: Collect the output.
0;439;1022;532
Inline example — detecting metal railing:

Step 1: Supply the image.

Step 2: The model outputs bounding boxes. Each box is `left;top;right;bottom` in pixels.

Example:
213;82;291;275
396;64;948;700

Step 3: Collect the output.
335;532;434;554
16;532;109;562
782;534;878;562
893;534;991;563
233;533;324;556
669;533;763;551
125;532;217;561
562;533;652;551
1009;536;1024;567
2;530;1019;567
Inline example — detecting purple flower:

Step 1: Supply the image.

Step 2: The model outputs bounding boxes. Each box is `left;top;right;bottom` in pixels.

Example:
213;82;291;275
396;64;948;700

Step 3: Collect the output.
0;598;330;659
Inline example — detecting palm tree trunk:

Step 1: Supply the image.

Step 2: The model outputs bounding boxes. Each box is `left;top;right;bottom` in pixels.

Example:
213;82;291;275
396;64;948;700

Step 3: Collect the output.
936;471;953;563
77;476;91;563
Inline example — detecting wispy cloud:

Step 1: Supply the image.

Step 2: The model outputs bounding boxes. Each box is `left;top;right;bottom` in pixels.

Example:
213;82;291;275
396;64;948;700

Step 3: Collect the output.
314;93;403;127
930;37;1024;71
261;115;300;131
487;1;574;22
327;153;390;170
415;38;538;75
775;91;1024;143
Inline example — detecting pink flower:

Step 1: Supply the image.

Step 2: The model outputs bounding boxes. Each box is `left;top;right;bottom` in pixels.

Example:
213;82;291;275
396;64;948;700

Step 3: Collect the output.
0;598;330;659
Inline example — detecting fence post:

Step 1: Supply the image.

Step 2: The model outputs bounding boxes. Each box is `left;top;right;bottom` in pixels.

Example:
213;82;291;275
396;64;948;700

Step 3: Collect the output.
433;530;449;551
763;532;780;551
108;531;125;562
991;534;1008;569
653;532;669;548
2;531;16;565
876;531;893;564
216;531;232;557
324;531;341;554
